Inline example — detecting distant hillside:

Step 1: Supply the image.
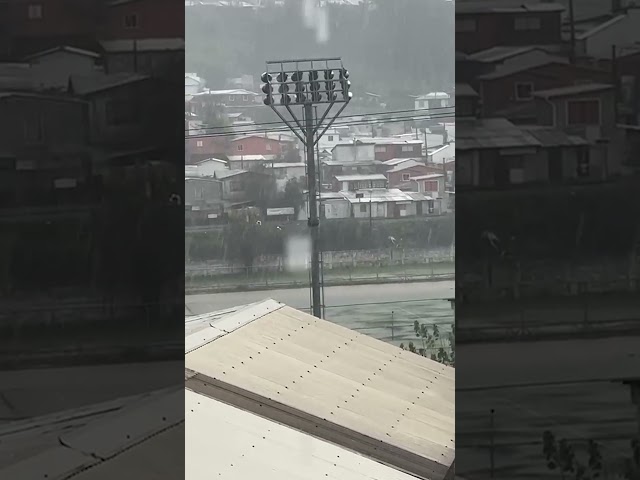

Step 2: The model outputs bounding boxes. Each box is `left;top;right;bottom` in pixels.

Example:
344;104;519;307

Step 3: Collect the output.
185;0;454;99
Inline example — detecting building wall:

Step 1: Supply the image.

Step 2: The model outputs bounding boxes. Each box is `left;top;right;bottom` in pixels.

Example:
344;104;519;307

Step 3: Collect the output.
549;90;616;139
30;50;99;88
102;0;184;39
374;143;422;161
322;199;350;219
185;178;222;207
387;165;433;188
104;49;184;77
352;202;388;219
197;160;227;176
0;95;87;152
230;136;290;157
456;11;563;54
480;64;610;116
186;136;228;162
332;144;375;163
582;10;640;59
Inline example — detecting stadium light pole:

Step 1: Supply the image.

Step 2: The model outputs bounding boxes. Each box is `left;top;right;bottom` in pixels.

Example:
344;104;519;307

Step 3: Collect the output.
260;58;352;318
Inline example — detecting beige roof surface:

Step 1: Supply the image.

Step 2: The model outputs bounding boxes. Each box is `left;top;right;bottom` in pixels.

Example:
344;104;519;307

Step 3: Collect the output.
185;300;455;478
186;389;420;480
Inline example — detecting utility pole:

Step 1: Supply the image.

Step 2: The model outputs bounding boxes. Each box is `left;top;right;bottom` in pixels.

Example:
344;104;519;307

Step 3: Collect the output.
612;44;619;122
305;102;322;318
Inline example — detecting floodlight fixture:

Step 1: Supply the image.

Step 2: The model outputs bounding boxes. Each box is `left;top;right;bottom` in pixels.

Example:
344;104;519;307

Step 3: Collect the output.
260;57;353;318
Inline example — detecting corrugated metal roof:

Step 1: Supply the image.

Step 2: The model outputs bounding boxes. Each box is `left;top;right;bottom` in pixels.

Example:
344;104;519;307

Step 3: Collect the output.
214;169;247;179
185;300;454;479
478;57;567;80
382;158;422;166
523;127;589;147
412;174;445;180
334;174;387;182
266;207;295;216
342;189;420;203
533;83;613;98
387;160;426;173
467;46;540;63
456;118;541;151
454;83;479;97
186;389;420;480
100;38;184;52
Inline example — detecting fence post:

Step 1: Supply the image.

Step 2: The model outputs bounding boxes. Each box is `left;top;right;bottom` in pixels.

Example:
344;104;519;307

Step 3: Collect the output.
489;408;495;477
391;311;395;340
430;258;434;277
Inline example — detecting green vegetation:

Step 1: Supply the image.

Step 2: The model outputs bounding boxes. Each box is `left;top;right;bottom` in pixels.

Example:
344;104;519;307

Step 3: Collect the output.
400;321;455;367
542;431;640;480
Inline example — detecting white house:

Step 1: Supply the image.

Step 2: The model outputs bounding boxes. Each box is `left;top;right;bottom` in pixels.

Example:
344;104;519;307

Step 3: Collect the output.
414;92;451;111
23;46;102;89
317;128;341;152
332;140;376;163
263;162;306;191
188;158;228;177
428;143;455;164
185;73;206;95
575;8;640;59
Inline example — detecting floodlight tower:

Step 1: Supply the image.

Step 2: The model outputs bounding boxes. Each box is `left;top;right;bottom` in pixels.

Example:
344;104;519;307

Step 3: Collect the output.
260;58;352;318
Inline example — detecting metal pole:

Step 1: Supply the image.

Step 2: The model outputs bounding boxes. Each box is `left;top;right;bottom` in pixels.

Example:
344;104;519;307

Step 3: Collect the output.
489;408;495;477
305;102;322;318
568;0;576;64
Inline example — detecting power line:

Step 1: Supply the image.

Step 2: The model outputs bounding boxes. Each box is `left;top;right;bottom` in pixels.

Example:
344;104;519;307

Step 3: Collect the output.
185;111;455;139
185;105;456;133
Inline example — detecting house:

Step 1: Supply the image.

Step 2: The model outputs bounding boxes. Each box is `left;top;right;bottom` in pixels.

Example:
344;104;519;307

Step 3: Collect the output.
70;73;165;148
385;160;434;188
192;88;258;107
185;73;205;95
342;189;433;219
22;46;102;89
100;38;185;77
370;138;423;161
456;1;565;54
332;174;387;192
187;157;228;177
101;0;184;40
316;128;341;152
414;91;451;110
463;45;556;84
0;0;104;61
184;300;455;480
214;169;266;205
0;91;91;207
321;160;383;183
478;58;611;120
262;162;306;191
411;173;446;200
185;135;228;164
616;49;640;125
229;134;296;162
532;83;616;140
184;177;225;224
428;143;455;164
456;117;593;189
331;139;376;163
575;8;640;60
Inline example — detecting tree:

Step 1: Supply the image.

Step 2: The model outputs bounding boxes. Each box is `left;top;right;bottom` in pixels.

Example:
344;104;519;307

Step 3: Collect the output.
541;431;640;480
283;178;304;216
400;321;455;367
244;166;277;214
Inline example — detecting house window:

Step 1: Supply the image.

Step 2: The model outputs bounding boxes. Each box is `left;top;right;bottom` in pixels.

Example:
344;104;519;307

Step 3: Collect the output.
230;180;243;192
23;115;44;143
196;140;203;147
577;150;590;177
359;204;367;213
372;180;386;188
424;180;438;191
401;145;413;152
328;135;334;141
266;143;272;151
228;95;235;102
375;145;387;153
456;18;477;32
237;144;244;151
242;95;249;101
567;100;600;125
514;16;541;31
515;82;534;100
402;173;410;181
124;14;138;28
28;3;42;19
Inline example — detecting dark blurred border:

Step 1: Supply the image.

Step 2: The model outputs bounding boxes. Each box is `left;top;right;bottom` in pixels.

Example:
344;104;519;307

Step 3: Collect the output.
0;0;184;476
456;1;640;478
